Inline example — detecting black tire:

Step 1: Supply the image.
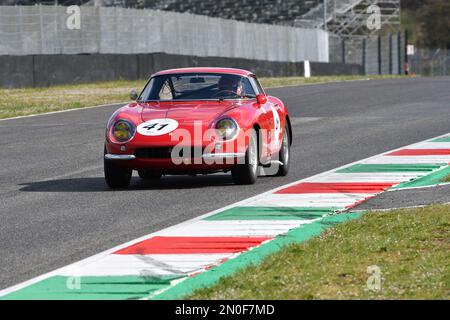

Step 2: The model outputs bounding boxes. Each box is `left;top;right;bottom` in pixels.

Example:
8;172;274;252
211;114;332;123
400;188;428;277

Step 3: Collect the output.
138;169;162;180
104;157;132;189
276;125;290;176
231;129;258;185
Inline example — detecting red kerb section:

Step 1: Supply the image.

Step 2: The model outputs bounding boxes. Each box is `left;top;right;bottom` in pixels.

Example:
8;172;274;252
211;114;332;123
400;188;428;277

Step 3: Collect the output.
275;182;395;194
114;236;271;254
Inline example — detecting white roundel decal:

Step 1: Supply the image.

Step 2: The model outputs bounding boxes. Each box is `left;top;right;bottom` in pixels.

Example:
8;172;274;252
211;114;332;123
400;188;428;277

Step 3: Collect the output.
137;118;179;136
271;106;281;146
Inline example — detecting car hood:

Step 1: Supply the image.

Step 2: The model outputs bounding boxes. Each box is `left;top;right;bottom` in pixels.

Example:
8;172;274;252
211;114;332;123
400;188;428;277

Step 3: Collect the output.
140;101;238;127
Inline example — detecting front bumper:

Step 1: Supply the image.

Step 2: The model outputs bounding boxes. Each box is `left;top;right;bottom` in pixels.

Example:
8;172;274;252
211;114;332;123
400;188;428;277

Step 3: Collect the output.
104;152;244;161
104;154;136;160
104;152;245;171
202;152;245;160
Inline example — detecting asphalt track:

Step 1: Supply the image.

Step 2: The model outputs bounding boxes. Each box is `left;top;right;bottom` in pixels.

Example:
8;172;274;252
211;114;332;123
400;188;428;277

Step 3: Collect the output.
1;76;449;289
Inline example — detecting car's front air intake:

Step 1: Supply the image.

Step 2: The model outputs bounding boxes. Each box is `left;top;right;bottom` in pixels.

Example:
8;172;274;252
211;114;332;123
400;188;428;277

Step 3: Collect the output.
134;147;204;159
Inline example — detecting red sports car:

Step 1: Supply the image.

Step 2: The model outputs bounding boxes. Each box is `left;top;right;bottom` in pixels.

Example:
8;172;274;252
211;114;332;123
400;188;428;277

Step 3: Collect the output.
104;67;292;188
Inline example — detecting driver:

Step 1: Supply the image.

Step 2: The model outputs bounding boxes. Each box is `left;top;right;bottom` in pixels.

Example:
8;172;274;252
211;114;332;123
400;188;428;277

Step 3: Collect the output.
217;75;244;97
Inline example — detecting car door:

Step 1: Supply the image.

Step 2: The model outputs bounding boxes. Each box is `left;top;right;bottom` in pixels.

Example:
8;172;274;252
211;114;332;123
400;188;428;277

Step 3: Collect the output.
249;76;278;160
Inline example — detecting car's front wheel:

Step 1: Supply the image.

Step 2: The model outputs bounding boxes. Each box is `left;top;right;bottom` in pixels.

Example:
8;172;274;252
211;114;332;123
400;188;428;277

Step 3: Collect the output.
231;129;258;185
104;156;132;189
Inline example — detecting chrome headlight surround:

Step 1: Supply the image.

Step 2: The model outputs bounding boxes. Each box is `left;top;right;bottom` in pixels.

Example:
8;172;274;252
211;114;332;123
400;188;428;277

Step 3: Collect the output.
110;119;136;143
215;117;239;141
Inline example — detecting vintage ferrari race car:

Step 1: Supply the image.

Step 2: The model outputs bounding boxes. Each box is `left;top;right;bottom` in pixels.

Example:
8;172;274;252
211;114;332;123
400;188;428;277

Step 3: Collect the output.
104;67;292;188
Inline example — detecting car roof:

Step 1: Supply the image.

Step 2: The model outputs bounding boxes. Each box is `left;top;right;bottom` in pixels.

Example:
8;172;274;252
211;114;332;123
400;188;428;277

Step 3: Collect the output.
152;67;254;77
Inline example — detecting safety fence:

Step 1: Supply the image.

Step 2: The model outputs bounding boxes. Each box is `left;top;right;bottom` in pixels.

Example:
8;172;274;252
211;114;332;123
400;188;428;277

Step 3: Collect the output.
329;32;406;75
408;48;450;77
0;5;329;62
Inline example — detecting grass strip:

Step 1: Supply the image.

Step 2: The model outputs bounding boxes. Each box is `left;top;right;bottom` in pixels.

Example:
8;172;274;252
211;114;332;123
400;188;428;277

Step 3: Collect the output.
0;75;404;119
153;213;363;300
188;205;449;299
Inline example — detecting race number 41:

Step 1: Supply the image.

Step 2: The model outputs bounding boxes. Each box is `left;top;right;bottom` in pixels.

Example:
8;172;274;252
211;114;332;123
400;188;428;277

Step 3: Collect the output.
137;119;179;136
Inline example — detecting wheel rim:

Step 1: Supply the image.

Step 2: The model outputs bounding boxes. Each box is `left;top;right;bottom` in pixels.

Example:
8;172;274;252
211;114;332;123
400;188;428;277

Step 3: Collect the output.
282;129;289;165
249;137;258;174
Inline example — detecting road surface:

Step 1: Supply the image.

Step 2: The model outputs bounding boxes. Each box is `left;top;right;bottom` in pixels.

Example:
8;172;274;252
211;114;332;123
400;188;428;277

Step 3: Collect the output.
1;76;449;289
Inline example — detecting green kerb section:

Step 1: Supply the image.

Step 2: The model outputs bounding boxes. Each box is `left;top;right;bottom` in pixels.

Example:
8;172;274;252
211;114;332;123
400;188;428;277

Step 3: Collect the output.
153;212;363;300
1;275;183;300
204;207;339;220
336;163;445;173
430;137;450;142
392;165;450;189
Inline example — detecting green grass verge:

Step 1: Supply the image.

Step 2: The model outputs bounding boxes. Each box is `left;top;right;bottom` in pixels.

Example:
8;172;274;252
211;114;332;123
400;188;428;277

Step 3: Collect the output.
0;79;146;119
259;74;404;88
0;75;404;119
188;204;450;299
443;175;450;183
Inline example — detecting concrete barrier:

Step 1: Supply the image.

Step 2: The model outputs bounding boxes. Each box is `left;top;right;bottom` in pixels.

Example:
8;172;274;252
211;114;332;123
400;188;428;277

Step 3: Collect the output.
0;53;363;88
0;55;34;88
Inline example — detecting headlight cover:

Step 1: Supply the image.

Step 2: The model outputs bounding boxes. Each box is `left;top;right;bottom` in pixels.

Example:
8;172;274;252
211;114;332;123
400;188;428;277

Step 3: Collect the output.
215;118;239;140
111;119;136;143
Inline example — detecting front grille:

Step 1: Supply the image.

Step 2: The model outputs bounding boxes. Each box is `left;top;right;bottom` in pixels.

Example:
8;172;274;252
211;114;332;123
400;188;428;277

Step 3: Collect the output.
135;147;204;159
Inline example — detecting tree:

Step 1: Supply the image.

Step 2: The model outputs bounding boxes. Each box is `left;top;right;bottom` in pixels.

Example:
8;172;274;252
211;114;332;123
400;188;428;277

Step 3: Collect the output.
401;0;425;11
418;0;450;48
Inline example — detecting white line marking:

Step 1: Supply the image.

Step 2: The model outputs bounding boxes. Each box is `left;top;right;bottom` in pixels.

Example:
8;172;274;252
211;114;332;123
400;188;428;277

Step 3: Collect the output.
307;172;424;183
0;101;128;122
266;77;374;89
363;156;450;164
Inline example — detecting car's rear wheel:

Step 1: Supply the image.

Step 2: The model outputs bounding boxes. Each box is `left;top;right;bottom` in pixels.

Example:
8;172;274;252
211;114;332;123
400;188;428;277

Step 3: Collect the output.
138;169;162;180
276;125;290;176
231;129;258;185
104;153;132;189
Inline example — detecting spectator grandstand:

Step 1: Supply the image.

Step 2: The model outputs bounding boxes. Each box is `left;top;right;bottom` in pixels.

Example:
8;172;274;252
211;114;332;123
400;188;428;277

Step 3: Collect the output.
0;0;321;26
0;0;400;38
0;0;90;4
131;0;322;26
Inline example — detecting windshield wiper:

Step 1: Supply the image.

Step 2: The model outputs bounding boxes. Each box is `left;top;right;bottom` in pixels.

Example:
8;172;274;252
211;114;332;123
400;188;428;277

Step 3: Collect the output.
214;94;256;102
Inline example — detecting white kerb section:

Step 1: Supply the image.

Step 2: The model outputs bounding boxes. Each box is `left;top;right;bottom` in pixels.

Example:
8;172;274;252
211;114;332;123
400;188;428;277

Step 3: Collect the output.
58;254;233;277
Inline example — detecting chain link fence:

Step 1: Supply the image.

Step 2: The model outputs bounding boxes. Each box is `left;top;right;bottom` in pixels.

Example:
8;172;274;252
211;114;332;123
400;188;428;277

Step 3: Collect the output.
409;48;450;77
329;32;405;75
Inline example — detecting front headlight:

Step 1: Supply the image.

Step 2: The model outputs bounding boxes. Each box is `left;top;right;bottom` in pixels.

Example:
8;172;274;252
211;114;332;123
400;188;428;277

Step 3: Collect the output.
215;118;238;140
111;119;135;143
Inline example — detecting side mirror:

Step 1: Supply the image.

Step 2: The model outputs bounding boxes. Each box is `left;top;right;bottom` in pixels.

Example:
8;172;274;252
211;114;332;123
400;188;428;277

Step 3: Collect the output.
256;94;267;105
130;89;138;101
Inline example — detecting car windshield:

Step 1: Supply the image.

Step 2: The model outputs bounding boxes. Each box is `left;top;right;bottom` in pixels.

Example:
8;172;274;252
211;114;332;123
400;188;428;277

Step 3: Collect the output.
138;73;257;101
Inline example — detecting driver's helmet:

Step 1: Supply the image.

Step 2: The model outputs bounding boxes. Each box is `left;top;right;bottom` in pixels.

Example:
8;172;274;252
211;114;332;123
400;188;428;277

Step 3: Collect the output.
217;74;242;92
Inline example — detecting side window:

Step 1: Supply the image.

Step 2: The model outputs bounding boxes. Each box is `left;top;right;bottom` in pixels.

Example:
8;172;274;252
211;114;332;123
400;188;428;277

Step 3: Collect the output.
241;77;256;96
249;76;265;95
138;78;154;101
158;79;174;100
